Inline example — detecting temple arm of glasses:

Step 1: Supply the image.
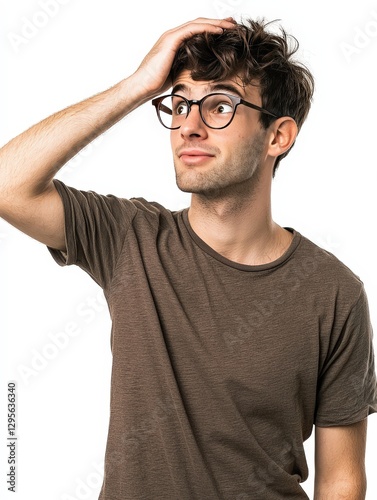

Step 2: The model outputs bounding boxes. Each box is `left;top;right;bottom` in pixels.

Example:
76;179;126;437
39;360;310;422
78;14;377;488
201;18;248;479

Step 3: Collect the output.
241;100;278;118
151;98;172;116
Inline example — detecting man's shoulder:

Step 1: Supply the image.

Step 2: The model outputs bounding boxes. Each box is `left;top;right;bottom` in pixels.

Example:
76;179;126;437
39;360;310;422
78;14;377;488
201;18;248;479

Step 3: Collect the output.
127;197;187;231
295;229;364;299
129;197;178;216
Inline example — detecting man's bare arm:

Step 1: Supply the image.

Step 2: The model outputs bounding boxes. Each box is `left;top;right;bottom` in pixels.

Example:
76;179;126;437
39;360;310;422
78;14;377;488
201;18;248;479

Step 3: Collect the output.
0;17;236;251
0;78;147;251
314;420;367;499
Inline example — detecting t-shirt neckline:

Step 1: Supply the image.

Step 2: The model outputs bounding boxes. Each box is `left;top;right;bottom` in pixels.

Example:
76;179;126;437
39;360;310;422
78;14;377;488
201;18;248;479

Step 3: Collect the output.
181;208;301;272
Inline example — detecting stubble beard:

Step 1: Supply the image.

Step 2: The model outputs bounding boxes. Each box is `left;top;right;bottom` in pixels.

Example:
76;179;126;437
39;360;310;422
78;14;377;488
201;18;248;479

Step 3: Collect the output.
174;132;266;201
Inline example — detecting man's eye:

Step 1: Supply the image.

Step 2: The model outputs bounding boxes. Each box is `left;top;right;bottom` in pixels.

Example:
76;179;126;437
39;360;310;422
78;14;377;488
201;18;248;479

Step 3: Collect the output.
215;103;233;114
175;103;188;115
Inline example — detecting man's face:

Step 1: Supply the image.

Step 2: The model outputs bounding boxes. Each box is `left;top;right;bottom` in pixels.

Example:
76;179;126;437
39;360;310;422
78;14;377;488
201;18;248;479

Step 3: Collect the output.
170;70;269;198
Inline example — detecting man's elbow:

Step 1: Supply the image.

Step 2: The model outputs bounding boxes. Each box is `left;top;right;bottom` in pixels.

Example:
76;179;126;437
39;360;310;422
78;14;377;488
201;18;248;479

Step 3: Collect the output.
314;474;367;499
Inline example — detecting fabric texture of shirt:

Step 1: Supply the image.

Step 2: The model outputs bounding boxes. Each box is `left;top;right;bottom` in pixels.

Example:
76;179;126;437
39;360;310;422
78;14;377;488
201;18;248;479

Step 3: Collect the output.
48;178;377;500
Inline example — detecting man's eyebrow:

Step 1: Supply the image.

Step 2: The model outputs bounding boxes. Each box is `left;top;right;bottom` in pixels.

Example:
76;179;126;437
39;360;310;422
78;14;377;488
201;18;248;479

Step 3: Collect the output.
172;83;189;95
209;83;244;97
171;82;244;97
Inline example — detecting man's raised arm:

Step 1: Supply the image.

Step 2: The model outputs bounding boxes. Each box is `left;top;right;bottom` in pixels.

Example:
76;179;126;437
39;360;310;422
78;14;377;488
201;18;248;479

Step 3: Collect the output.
0;17;235;252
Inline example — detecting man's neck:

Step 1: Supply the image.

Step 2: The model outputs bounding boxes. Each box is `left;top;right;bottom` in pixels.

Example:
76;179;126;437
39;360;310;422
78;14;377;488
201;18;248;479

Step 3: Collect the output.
188;185;293;266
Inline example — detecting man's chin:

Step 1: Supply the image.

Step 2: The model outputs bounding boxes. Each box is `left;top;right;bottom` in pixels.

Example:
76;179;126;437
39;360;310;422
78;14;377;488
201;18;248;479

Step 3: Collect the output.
174;162;217;193
176;179;223;198
175;173;201;194
174;169;242;198
176;182;200;194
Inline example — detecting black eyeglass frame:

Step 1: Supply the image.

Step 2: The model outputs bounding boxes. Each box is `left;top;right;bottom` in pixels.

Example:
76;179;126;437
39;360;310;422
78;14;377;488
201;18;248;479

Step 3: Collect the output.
151;92;279;130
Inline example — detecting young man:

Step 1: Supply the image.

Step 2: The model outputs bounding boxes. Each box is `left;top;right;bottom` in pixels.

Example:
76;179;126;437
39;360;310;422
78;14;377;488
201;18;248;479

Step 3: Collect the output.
1;17;376;499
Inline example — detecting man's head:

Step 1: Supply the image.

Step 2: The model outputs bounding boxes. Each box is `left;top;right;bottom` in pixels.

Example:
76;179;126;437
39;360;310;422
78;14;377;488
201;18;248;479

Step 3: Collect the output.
169;18;315;177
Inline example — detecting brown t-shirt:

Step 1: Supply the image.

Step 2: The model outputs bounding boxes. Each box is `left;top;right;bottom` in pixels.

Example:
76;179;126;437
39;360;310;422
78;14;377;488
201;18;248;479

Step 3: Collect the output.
48;179;377;500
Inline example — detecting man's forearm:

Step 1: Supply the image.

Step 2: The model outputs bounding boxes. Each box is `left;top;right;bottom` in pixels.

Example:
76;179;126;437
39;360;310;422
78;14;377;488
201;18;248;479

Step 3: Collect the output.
0;75;146;210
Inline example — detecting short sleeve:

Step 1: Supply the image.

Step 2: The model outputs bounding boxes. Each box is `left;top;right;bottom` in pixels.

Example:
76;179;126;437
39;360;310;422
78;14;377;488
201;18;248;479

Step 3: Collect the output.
47;178;137;289
315;285;377;426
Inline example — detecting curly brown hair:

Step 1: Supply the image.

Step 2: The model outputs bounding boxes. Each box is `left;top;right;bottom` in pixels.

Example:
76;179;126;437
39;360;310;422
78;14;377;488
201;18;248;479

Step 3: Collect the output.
170;18;315;175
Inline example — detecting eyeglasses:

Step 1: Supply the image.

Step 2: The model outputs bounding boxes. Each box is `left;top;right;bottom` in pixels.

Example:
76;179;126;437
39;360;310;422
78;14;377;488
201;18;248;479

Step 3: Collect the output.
151;92;278;130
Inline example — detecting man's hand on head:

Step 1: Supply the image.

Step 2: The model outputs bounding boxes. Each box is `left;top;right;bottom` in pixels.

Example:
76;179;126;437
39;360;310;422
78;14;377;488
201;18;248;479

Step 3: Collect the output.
132;17;237;99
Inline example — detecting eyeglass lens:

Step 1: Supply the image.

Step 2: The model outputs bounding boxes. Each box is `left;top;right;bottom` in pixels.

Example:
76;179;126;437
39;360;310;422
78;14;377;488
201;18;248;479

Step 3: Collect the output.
157;94;236;129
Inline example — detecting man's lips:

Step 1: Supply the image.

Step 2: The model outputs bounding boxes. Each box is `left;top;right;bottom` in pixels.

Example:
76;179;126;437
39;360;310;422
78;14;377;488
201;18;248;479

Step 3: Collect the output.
178;149;215;158
178;149;215;165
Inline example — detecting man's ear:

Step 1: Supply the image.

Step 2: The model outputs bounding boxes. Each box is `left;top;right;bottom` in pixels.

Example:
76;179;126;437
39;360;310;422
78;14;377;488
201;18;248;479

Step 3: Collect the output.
267;117;298;159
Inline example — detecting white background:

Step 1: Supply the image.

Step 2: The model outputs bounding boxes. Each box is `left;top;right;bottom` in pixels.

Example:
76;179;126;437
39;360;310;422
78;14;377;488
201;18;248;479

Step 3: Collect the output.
1;0;377;499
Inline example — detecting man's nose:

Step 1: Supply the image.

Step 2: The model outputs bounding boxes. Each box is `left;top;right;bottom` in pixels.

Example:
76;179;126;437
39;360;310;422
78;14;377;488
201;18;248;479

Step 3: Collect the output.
179;104;208;138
